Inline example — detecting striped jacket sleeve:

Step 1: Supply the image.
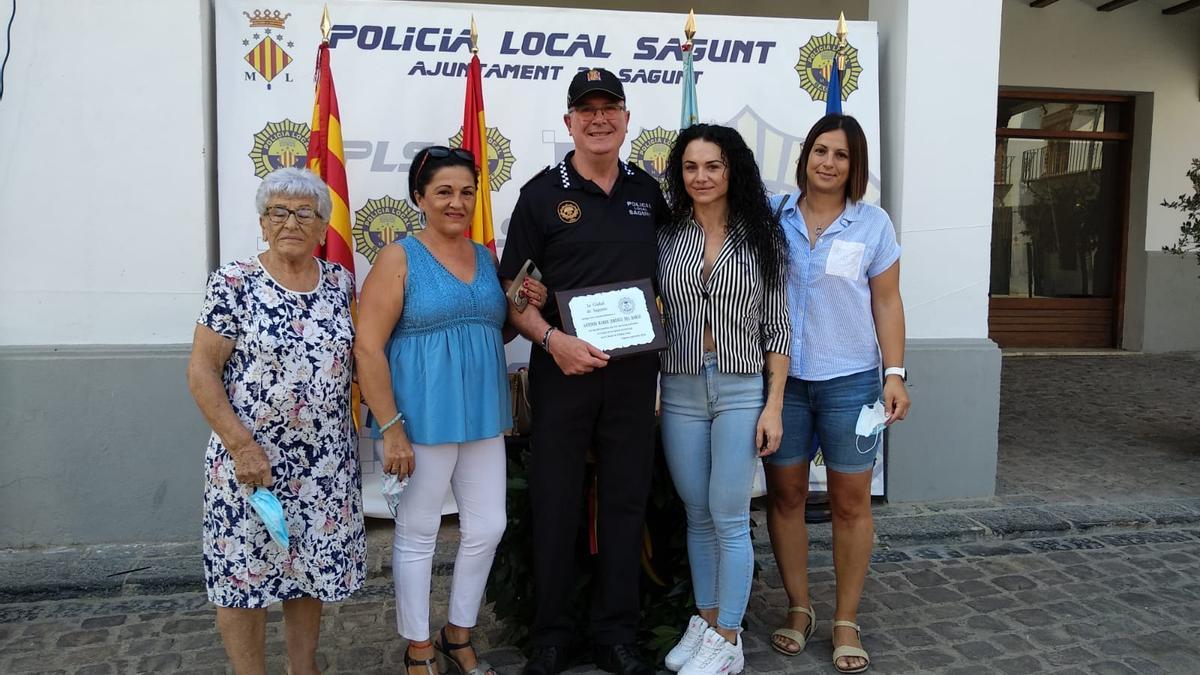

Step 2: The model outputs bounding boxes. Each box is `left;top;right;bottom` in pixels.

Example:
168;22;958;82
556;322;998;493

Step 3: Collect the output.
760;272;791;358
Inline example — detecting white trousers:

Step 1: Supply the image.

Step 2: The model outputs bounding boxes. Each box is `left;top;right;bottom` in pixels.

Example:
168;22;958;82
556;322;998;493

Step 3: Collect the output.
392;435;507;641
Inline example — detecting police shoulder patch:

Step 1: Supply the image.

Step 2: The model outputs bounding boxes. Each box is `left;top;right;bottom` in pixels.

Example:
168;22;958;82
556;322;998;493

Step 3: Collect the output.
623;160;659;185
519;165;553;192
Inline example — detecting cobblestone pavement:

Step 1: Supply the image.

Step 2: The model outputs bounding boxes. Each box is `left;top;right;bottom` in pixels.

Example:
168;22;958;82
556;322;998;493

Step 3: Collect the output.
3;527;1200;674
997;353;1200;502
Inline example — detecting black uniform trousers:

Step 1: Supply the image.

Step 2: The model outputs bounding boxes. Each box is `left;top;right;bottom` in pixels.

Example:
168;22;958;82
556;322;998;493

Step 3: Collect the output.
526;344;659;648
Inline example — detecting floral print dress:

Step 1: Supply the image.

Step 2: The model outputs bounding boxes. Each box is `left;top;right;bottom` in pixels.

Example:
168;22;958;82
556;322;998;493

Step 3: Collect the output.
198;255;365;608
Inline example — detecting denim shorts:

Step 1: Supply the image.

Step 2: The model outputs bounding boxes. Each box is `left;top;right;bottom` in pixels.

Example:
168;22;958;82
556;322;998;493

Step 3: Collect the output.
764;368;882;474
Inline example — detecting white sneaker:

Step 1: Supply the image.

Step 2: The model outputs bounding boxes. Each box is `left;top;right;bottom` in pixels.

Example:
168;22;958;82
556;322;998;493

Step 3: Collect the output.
679;627;744;675
665;615;710;671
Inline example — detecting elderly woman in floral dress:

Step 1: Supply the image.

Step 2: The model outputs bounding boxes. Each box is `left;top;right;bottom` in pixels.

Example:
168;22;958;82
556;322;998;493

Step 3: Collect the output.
188;167;366;675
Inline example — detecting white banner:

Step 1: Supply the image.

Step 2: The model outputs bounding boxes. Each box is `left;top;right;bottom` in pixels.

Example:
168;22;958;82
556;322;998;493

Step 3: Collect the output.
215;0;885;512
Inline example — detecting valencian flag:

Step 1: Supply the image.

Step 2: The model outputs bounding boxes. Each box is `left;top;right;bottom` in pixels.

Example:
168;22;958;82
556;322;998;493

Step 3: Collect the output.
680;11;699;129
461;52;496;252
680;48;699;128
306;39;360;430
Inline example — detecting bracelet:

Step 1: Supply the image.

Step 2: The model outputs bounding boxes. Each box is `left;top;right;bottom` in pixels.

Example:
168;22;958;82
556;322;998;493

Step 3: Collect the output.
540;326;557;351
379;411;405;433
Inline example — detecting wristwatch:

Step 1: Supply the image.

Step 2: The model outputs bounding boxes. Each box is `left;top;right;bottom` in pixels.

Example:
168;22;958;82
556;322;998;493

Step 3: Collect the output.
884;366;907;382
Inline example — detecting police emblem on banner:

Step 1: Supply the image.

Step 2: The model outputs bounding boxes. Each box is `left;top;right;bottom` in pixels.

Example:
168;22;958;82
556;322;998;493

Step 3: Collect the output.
241;9;295;90
353;196;422;263
248;119;310;178
795;33;862;103
448;127;516;191
628;127;678;182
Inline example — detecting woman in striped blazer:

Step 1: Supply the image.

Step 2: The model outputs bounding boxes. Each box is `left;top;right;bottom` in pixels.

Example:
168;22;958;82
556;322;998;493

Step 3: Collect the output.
656;123;791;675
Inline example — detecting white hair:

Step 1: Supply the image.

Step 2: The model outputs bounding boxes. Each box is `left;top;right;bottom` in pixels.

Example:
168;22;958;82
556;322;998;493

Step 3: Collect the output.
255;167;332;220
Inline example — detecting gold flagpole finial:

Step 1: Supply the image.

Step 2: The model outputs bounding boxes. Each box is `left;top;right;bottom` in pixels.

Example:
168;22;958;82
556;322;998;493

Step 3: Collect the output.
684;9;697;44
470;15;479;54
320;4;332;43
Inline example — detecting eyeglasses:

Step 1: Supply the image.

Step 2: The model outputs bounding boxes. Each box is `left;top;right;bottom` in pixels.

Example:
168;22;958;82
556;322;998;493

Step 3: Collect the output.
414;146;475;182
570;103;627;121
264;205;320;225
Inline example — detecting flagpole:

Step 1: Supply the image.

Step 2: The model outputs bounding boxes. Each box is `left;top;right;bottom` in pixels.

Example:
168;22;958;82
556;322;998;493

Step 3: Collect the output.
680;9;699;129
825;11;847;116
462;15;496;251
307;3;360;430
835;11;847;73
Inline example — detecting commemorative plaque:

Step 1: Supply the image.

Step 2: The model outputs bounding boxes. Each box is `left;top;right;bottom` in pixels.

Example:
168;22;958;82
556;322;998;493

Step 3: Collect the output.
555;279;666;358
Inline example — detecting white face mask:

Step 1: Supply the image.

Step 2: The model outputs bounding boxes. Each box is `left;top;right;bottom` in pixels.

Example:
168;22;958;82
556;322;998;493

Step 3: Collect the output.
854;400;888;455
381;473;410;519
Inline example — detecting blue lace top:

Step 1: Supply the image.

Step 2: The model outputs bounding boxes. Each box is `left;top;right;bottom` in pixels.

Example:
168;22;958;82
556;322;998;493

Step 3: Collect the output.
372;236;511;444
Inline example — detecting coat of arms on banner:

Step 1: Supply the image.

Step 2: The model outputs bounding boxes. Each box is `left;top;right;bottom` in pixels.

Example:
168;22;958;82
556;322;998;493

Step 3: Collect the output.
242;9;295;90
248;119;310;178
448;127;517;192
795;33;862;104
354;196;422;263
628;127;678;182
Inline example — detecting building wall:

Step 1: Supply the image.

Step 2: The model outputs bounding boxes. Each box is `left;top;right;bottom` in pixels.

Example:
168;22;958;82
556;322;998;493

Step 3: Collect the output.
0;0;1004;544
0;0;216;546
998;0;1200;350
869;0;1003;502
0;0;214;346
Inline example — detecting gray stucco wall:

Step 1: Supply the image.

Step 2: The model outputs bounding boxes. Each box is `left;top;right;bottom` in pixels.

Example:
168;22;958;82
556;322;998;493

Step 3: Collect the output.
885;338;1002;502
1141;251;1200;353
0;346;208;548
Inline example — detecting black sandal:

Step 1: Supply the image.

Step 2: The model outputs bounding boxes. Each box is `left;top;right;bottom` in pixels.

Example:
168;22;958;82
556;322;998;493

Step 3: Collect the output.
405;643;438;675
434;626;498;675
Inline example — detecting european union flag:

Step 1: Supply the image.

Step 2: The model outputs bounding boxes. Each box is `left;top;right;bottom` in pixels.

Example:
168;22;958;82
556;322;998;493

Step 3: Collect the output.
825;59;842;116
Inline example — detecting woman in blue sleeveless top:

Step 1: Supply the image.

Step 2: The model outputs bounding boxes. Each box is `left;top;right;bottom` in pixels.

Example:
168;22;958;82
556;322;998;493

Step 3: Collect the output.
356;146;545;675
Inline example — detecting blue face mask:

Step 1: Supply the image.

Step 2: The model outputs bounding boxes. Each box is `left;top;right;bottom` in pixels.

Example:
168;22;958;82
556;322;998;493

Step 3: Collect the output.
854;400;888;455
248;487;289;550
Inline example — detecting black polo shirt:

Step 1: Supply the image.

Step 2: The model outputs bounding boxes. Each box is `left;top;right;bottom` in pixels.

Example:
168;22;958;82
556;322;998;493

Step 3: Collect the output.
500;151;670;327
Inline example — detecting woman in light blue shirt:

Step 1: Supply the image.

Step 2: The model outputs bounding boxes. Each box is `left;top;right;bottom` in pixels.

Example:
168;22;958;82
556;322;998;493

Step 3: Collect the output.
763;115;911;674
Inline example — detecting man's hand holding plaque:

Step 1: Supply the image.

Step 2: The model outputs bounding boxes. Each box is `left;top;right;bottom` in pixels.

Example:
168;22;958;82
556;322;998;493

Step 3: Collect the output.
555;279;667;361
547;331;610;375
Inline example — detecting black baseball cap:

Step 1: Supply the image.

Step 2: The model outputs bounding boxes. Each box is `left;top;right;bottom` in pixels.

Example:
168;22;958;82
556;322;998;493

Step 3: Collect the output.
567;68;625;107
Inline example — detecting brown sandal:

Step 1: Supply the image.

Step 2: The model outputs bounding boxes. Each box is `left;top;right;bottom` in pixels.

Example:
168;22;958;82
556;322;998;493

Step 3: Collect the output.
406;642;438;675
433;626;497;675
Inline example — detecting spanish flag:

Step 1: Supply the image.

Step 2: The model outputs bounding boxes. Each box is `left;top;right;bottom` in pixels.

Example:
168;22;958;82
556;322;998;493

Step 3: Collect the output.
461;53;496;252
306;41;360;430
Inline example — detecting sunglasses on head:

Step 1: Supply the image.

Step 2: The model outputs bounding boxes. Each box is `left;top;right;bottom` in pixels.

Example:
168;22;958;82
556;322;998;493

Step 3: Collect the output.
415;146;475;180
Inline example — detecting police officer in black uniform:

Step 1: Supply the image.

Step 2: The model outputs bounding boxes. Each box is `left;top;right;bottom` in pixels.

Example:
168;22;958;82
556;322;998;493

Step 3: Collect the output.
500;68;668;675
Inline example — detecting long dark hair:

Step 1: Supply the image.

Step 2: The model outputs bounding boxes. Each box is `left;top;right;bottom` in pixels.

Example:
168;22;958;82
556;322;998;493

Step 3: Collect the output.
795;114;868;202
662;123;788;291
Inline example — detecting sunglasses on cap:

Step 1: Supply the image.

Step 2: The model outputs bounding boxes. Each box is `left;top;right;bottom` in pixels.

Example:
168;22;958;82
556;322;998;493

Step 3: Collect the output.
415;146;475;180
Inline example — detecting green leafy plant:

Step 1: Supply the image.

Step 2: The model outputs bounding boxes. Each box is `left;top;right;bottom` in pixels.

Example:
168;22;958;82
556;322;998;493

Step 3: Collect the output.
487;436;759;665
1162;158;1200;275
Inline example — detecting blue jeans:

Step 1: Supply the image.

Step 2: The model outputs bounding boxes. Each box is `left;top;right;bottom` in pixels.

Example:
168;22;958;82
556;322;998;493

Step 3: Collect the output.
660;353;762;630
765;368;883;474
